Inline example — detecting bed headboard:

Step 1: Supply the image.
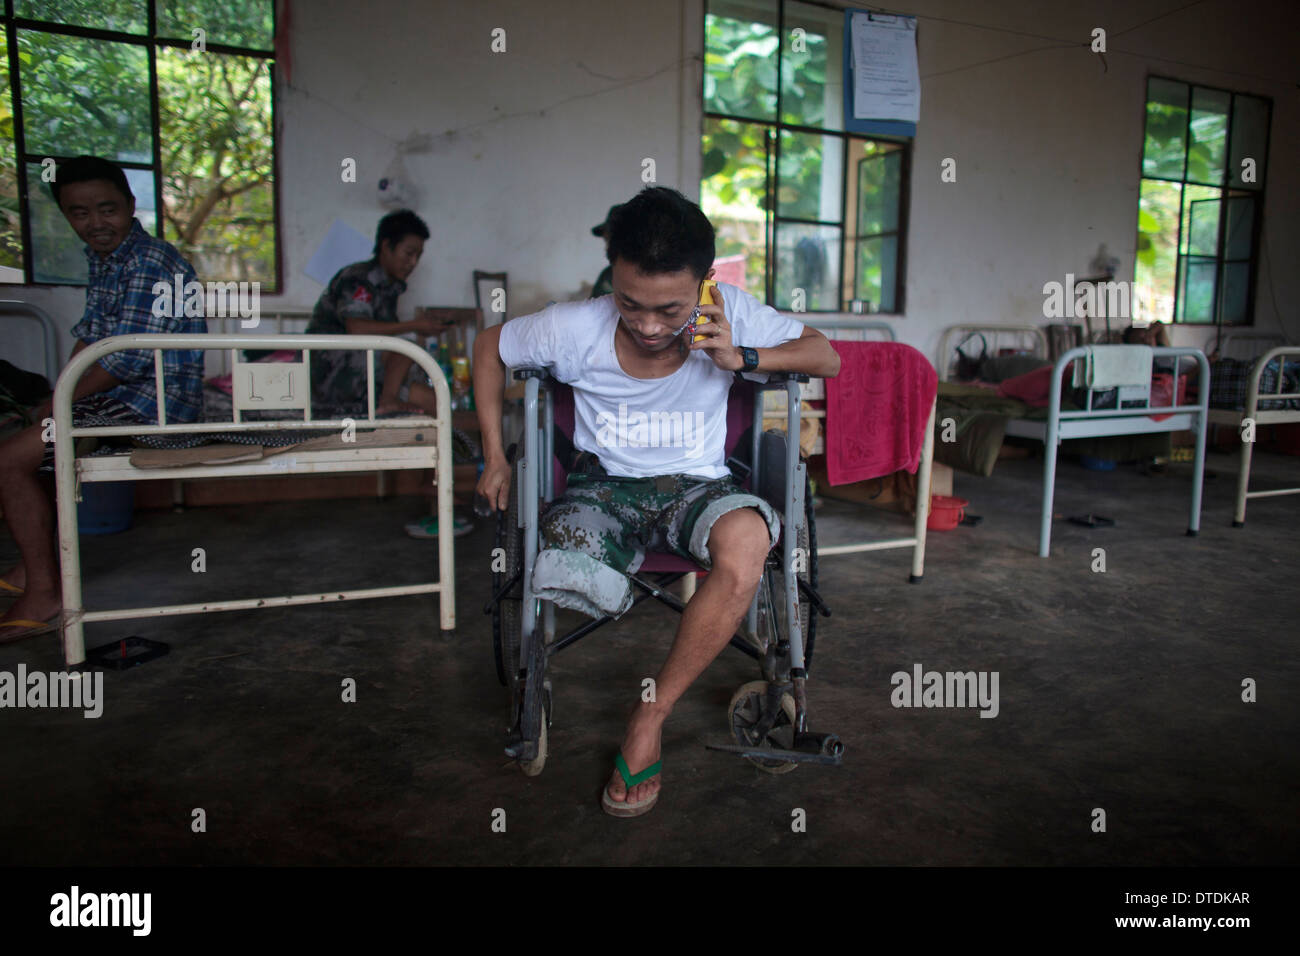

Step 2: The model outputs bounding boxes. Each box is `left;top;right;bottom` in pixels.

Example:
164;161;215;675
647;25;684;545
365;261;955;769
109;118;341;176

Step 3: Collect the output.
937;324;1049;381
0;299;62;385
205;309;313;377
802;317;897;342
1211;330;1289;362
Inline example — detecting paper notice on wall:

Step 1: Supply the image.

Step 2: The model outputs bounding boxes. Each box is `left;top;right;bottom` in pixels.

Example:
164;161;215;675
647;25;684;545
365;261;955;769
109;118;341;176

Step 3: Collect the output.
850;13;920;123
304;219;373;285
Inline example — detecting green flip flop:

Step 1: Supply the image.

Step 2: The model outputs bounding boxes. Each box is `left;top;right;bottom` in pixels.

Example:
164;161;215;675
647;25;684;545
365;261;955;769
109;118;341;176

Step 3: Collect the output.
601;751;663;818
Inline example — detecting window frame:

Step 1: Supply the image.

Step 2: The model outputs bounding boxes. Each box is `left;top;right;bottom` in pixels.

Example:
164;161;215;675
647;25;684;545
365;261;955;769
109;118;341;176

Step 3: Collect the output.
849;140;909;314
1137;73;1272;327
702;0;911;314
0;0;282;290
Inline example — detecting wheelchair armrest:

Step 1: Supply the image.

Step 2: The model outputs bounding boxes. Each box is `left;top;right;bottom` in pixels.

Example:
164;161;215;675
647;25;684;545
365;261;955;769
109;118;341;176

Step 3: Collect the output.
512;366;552;382
742;371;809;389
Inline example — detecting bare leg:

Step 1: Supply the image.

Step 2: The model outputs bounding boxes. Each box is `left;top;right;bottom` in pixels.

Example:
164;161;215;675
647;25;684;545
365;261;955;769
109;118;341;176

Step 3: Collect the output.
605;508;770;808
377;353;419;414
1;562;25;590
404;381;440;417
0;425;62;625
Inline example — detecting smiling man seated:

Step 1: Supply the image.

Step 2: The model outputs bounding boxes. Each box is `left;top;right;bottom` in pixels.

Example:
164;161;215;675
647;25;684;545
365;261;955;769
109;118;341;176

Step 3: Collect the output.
0;155;204;644
473;186;839;818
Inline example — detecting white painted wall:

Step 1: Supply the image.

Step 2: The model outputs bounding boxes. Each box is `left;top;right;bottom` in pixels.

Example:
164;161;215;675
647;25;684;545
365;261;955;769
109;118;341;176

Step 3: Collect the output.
2;0;1296;379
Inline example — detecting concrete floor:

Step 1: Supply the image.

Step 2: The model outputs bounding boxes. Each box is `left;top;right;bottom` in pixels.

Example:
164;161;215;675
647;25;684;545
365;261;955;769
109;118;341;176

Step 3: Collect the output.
1;446;1297;866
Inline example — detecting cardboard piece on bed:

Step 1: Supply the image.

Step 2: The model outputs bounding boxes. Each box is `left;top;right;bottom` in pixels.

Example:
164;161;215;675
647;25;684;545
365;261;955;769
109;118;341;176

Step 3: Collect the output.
261;426;434;456
126;426;434;469
130;443;266;468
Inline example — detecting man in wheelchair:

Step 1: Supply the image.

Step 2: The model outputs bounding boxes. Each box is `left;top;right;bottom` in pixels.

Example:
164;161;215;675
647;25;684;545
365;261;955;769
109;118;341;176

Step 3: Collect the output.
474;187;839;817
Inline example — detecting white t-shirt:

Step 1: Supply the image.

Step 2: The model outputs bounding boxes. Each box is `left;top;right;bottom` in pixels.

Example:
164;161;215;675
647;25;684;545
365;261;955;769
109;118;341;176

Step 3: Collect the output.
498;282;805;479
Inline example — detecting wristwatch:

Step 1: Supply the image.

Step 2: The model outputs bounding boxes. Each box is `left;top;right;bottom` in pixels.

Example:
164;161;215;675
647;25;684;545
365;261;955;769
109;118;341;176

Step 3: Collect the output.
739;346;760;372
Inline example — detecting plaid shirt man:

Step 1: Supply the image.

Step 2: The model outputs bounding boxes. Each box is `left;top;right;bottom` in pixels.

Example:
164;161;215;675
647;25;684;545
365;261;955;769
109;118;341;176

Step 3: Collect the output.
69;219;206;423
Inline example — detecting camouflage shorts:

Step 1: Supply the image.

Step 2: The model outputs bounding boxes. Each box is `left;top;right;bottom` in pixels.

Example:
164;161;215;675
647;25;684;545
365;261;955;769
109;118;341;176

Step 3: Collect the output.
310;349;413;412
533;472;780;620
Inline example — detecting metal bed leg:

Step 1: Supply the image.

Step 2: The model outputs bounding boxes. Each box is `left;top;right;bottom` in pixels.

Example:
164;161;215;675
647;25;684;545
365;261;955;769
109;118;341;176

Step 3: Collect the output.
910;400;936;582
1188;397;1208;536
437;411;457;632
1038;428;1061;558
54;458;87;667
1233;424;1253;527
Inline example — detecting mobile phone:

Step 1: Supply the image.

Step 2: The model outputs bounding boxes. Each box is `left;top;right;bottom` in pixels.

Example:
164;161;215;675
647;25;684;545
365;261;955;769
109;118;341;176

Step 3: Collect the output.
688;279;717;343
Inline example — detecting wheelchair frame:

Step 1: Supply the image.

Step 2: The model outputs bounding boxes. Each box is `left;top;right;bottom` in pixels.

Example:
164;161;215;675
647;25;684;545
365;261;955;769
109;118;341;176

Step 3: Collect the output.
485;367;843;776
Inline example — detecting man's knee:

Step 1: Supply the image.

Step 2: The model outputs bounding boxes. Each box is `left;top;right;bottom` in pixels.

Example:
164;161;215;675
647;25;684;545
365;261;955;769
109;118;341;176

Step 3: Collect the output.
706;508;771;592
540;501;610;558
0;425;48;478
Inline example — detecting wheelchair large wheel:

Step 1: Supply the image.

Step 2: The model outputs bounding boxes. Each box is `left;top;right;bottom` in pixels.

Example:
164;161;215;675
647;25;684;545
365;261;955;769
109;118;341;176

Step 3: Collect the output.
494;474;551;776
492;482;523;690
728;680;799;774
754;517;812;675
518;701;549;777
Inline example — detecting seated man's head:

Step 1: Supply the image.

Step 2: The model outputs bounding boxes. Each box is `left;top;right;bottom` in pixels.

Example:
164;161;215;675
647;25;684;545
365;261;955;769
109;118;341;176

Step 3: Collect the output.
606;187;715;353
50;156;136;258
374;209;429;283
1123;322;1167;347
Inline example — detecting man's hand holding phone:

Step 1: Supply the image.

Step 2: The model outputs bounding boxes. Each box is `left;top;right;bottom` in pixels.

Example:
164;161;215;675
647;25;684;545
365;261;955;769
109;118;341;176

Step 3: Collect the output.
688;283;743;371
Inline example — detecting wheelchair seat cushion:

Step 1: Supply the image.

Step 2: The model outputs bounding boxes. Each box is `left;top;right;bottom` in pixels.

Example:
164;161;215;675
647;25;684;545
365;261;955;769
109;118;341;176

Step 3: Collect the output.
532;473;780;619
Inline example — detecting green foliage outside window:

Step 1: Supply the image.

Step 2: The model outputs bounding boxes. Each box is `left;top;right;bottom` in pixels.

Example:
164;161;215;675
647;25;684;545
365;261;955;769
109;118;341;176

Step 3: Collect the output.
0;0;277;285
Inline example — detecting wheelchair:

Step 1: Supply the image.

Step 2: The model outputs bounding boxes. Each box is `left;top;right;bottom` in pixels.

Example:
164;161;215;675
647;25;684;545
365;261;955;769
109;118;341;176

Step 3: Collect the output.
484;367;843;777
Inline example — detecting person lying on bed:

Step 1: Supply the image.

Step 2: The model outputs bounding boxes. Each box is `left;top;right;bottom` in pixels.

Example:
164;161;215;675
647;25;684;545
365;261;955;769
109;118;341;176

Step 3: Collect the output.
0;155;205;644
473;186;840;817
1124;321;1213;385
305;209;455;416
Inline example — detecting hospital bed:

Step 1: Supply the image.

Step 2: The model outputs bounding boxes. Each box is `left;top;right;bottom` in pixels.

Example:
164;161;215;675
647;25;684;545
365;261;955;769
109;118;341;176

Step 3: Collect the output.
937;324;1210;557
52;333;456;666
803;318;935;580
1204;330;1300;526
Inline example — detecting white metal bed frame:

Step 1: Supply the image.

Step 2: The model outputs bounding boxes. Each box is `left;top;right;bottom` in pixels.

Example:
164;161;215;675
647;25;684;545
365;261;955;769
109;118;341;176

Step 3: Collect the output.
53;333;456;666
802;318;935;581
0;299;62;385
937;324;1210;556
205;310;313;376
937;324;1050;381
1203;331;1300;526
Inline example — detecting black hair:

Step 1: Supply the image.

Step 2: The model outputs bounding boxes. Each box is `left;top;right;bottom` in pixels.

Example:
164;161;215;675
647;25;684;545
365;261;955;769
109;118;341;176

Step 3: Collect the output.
1122;326;1146;344
49;156;134;206
605;187;715;279
374;209;430;255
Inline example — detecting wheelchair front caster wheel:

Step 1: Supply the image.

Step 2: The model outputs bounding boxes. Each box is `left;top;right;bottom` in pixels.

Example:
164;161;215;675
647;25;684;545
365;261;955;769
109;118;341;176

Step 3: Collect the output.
728;681;798;775
518;703;549;777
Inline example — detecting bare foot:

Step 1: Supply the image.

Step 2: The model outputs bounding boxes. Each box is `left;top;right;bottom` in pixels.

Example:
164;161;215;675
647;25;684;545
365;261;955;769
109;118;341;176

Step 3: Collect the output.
376;398;424;416
0;564;25;592
1;587;60;627
605;703;667;808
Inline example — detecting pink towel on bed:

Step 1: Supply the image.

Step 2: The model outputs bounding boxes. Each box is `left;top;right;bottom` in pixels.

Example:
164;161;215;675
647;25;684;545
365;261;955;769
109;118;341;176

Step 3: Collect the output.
996;363;1062;406
825;341;937;485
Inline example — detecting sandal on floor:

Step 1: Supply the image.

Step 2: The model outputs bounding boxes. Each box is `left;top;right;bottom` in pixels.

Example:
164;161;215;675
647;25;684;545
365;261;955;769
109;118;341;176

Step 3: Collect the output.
0;616;58;645
404;514;474;539
601;751;662;818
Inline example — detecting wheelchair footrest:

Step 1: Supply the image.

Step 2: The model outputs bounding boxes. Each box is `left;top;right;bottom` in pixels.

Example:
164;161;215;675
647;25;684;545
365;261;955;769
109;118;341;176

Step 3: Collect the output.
504;736;540;762
504;680;552;762
706;731;845;767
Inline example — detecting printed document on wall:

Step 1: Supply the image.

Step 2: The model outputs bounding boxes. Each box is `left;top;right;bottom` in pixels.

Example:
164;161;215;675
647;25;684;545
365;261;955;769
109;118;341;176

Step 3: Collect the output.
850;13;920;123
